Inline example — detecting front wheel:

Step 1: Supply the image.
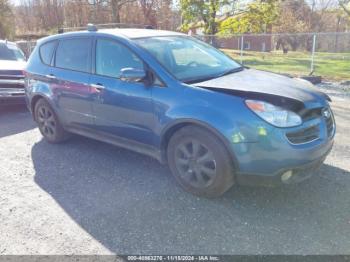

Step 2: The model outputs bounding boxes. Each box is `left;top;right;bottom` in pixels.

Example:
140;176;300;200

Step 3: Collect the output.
167;126;235;197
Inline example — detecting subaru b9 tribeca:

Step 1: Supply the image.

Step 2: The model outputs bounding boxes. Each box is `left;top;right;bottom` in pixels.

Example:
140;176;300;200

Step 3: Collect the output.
25;28;335;197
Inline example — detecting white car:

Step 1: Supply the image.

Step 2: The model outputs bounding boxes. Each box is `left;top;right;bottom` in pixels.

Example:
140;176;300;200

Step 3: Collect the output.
0;40;26;106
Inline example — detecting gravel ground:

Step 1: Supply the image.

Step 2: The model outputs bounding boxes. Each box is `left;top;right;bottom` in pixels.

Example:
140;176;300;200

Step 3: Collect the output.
317;81;350;98
0;84;349;255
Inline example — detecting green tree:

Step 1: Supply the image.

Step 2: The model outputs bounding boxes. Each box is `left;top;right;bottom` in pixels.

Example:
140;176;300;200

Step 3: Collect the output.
180;0;229;35
0;0;14;39
339;0;350;16
219;0;279;35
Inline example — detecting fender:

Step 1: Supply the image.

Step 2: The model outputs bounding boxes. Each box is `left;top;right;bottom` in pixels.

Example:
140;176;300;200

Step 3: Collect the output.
28;78;62;122
158;102;264;145
160;117;240;169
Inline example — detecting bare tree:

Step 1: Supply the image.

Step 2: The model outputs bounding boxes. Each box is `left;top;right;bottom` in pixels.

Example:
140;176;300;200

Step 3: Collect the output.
91;0;137;23
0;0;14;38
139;0;157;26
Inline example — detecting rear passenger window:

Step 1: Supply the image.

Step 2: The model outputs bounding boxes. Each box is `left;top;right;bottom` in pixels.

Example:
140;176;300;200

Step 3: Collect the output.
55;38;91;73
39;41;57;65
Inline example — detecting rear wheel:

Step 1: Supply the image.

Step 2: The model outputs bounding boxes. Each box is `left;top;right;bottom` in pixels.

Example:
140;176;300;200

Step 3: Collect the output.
34;99;69;143
167;126;235;197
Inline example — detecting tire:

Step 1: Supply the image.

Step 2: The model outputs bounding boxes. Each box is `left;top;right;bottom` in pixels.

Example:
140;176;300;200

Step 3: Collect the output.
167;125;235;197
34;98;69;143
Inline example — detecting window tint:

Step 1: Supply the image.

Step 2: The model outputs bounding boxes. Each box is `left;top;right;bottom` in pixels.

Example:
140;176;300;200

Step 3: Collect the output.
39;41;57;65
96;39;143;78
55;38;91;72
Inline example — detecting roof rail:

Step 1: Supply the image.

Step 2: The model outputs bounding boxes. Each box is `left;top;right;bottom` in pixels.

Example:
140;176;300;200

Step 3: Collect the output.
87;23;98;32
58;23;149;34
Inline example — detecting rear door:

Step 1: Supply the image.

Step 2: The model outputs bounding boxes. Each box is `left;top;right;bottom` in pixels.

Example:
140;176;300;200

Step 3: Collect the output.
48;37;94;128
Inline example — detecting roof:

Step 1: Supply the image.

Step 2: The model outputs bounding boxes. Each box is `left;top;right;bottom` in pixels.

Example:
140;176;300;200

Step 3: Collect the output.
37;28;186;45
97;28;185;39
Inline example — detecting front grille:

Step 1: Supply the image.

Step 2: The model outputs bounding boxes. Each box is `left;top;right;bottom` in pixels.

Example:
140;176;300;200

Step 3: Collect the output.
286;125;320;144
0;75;23;80
0;70;23;76
301;108;322;121
287;106;334;145
0;84;24;89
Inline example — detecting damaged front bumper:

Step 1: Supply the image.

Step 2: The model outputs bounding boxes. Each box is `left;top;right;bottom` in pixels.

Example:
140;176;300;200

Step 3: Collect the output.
235;147;332;187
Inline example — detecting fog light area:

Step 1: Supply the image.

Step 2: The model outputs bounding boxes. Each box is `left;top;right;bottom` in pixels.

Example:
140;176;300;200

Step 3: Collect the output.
281;170;293;183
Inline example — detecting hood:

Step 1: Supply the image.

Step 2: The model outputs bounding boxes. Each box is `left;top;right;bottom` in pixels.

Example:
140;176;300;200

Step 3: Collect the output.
0;60;26;71
195;69;329;105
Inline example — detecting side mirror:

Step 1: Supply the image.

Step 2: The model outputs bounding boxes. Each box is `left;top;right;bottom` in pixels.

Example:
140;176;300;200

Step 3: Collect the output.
120;68;146;83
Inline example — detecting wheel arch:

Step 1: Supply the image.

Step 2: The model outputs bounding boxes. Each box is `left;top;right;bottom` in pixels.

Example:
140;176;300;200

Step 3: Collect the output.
160;119;239;170
30;94;58;121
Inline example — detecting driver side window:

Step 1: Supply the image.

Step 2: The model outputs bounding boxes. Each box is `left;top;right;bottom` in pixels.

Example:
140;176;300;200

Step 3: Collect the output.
96;39;144;78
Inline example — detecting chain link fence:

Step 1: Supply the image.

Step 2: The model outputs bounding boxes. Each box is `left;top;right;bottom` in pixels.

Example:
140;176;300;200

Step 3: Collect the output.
195;32;350;81
14;31;350;81
16;40;37;58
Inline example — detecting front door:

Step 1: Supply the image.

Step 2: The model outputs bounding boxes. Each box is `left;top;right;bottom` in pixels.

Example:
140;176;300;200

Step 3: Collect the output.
89;38;155;147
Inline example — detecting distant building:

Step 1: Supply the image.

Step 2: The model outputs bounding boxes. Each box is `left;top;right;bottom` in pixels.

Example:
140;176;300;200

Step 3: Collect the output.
216;35;272;52
187;14;273;52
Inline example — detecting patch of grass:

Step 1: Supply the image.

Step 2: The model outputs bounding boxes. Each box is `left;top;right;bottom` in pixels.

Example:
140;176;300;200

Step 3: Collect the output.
222;49;350;81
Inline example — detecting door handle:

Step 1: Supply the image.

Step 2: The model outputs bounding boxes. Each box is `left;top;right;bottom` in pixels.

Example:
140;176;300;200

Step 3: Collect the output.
91;83;105;92
45;74;56;79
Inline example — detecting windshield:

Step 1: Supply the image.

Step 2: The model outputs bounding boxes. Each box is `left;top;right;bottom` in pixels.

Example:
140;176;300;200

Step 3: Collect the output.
0;44;26;61
134;36;242;83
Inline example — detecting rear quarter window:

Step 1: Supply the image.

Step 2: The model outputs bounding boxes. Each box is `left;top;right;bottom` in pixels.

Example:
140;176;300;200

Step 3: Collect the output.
39;41;57;65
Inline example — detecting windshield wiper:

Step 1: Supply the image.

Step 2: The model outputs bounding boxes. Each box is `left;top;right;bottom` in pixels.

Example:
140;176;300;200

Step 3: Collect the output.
184;75;221;84
184;66;245;84
218;66;244;77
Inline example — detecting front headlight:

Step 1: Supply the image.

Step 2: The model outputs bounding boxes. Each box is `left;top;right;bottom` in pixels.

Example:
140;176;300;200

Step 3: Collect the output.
245;100;302;127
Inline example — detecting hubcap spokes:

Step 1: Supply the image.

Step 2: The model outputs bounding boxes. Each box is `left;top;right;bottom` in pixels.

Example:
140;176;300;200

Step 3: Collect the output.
175;140;217;188
37;106;56;138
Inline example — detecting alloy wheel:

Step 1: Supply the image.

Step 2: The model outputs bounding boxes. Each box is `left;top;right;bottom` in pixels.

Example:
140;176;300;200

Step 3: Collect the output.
174;139;217;188
37;105;56;139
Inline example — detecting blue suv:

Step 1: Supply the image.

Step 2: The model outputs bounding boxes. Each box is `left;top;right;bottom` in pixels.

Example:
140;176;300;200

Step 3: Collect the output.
25;27;335;197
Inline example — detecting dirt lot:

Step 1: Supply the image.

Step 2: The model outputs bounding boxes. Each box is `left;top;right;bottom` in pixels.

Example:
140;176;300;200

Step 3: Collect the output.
0;85;349;255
